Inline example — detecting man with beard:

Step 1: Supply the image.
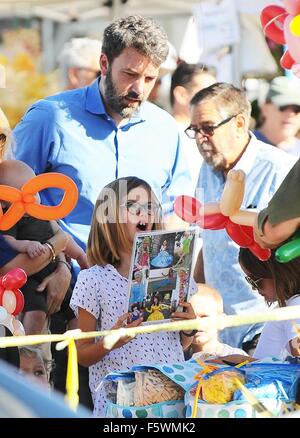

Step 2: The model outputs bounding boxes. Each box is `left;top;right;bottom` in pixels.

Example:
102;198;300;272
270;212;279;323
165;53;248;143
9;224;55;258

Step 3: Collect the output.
189;82;296;351
14;15;192;259
13;15;192;409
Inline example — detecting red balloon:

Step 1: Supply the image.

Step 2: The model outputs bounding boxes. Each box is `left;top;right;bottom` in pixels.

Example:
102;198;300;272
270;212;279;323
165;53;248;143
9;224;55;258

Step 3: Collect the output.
203;213;228;230
1;268;27;290
280;49;295;69
260;5;287;44
249;242;271;261
239;224;254;241
12;289;25;316
0;284;5;303
174;195;203;223
225;220;253;247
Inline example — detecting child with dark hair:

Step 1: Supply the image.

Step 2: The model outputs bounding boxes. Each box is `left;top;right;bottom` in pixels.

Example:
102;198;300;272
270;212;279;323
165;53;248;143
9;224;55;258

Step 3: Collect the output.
238;247;300;359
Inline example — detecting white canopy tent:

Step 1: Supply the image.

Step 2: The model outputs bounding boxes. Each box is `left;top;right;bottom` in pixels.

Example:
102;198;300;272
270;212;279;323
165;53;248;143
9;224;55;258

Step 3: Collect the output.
0;0;201;72
0;0;279;81
0;0;200;22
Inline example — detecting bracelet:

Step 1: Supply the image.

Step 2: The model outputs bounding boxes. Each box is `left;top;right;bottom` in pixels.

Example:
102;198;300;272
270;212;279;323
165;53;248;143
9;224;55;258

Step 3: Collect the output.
181;330;197;337
44;241;56;263
57;260;72;272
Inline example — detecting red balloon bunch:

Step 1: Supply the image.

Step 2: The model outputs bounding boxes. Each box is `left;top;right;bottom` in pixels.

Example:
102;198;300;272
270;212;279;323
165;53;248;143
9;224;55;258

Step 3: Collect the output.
174;195;270;261
0;268;26;316
260;0;300;76
174;169;272;262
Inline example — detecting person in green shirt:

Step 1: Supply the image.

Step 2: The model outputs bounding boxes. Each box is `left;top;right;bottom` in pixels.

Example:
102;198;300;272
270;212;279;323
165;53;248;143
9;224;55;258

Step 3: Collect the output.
254;159;300;248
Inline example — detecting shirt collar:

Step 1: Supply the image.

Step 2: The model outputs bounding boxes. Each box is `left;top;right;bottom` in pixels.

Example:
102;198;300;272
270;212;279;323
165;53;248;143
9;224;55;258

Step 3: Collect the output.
232;132;259;175
85;79;107;116
85;78;145;124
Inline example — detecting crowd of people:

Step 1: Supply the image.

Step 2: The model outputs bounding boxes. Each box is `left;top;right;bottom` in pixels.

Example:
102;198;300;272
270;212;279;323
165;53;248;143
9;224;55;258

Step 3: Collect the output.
0;14;300;417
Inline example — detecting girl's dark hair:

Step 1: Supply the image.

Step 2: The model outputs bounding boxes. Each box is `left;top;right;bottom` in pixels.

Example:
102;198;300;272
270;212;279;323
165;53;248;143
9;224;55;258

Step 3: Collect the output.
239;247;300;307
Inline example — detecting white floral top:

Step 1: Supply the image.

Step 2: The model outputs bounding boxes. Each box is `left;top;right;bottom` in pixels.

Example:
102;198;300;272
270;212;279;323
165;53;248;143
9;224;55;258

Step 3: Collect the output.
70;264;186;417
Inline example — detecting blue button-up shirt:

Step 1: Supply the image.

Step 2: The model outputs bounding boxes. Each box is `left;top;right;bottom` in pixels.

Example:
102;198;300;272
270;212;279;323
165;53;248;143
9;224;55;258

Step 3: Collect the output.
14;80;193;249
196;134;297;348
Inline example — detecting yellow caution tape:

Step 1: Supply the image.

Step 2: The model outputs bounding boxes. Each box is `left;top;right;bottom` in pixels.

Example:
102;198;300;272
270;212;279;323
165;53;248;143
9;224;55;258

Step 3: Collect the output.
0;305;299;411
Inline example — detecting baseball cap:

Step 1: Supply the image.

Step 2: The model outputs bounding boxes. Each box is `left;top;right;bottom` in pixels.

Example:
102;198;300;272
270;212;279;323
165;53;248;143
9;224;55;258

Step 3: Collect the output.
57;37;102;72
266;76;300;107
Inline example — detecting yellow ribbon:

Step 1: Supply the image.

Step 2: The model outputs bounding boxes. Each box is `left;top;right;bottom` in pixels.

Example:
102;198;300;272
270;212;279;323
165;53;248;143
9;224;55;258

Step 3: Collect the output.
65;338;79;411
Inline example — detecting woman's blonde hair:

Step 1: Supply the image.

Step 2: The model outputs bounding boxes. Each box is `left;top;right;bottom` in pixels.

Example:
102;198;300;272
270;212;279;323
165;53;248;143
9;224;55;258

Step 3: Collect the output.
0;107;11;161
87;176;163;267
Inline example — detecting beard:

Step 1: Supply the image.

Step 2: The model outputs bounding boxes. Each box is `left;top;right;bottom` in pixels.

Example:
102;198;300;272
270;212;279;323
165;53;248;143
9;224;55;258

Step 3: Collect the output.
104;67;143;118
197;141;226;171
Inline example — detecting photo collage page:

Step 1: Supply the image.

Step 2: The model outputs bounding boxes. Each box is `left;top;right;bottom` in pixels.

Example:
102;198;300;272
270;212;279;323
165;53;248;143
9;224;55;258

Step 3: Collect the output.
127;228;198;325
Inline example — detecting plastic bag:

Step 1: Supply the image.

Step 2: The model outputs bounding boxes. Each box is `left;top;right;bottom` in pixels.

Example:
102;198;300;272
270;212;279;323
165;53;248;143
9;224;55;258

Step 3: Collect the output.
134;369;184;406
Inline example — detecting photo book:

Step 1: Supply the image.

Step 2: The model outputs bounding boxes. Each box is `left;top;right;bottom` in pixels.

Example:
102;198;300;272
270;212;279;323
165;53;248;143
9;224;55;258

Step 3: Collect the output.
126;227;198;325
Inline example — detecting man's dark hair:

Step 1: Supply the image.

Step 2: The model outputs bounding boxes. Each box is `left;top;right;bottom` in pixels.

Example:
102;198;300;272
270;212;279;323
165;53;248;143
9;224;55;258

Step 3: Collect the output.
170;62;216;106
102;15;169;66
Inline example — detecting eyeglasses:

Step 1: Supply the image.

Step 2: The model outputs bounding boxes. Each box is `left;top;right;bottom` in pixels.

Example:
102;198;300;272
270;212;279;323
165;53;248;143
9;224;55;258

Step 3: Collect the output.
278;105;300;114
244;275;263;290
185;114;237;139
121;201;161;216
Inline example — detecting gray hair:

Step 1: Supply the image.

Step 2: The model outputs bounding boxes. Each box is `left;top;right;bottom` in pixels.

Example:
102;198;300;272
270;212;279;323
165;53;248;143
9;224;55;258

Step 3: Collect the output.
191;82;251;130
19;346;53;380
57;37;102;87
102;15;169;67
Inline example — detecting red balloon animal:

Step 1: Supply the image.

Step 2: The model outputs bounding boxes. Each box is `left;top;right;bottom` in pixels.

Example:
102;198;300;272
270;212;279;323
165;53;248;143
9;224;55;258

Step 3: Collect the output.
0;268;26;336
174;170;271;261
261;0;300;77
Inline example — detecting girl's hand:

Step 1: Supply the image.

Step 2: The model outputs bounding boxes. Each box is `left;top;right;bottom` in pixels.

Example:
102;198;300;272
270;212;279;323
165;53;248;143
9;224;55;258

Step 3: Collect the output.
171;302;196;321
171;302;197;338
108;313;143;351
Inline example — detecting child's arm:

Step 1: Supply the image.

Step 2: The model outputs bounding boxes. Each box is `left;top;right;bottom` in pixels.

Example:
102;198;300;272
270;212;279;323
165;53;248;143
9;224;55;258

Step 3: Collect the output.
3;235;48;258
64;237;88;269
254;215;300;249
0;228;69;276
76;308;142;367
50;221;88;269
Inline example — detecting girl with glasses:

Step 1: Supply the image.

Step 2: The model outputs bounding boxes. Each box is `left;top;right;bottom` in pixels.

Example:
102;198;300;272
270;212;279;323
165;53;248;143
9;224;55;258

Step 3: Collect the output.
238;247;300;360
70;176;196;417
